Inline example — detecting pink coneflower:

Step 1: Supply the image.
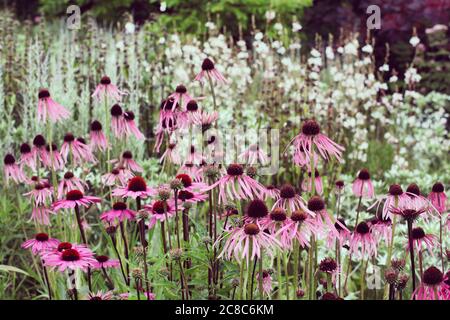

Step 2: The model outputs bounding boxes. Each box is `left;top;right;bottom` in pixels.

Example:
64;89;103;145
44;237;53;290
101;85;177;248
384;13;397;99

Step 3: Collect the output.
264;185;280;200
218;223;280;265
175;173;207;192
143;292;156;300
349;221;378;259
57;171;87;199
272;184;310;213
160;143;180;165
87;290;114;300
100;202;136;223
123;111;145;140
369;184;414;219
405;183;437;220
165;85;195;111
101;167;133;187
92;76;126;102
277;210;317;249
428;182;447;214
110;104;126;138
112;151;143;173
319;257;340;285
413;266;449;300
52;190;101;211
89;120;109;152
61;133;96;165
18;143;36;171
301;169;323;195
238;144;269;166
244;199;269;227
293;146;319;168
37;89;70;123
158;99;181;130
177;163;204;182
145;200;176;229
22;233;59;255
308;196;343;237
3;153;27;183
204;164;266;203
409;227;438;255
195;58;228;84
191;110;219;132
184;145;205;166
31;205;54;225
288;119;345;163
112;176;155;199
352;169;374;198
31;134;47;163
370;217;392;246
91;255;120;270
24;182;53;206
43;242;96;272
326;218;351;248
256;270;272;296
335;180;345;193
41;143;65;170
178;190;208;204
390;207;427;223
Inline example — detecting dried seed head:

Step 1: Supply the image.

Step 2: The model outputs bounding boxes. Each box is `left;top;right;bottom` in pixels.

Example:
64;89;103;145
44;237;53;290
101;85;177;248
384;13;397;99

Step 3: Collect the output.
131;268;143;280
170;178;184;191
158;187;171;201
170;248;183;261
246;166;257;178
319;257;337;273
384;268;398;284
106;225;117;235
204;165;220;180
136;209;149;221
391;258;406;271
396;273;409;290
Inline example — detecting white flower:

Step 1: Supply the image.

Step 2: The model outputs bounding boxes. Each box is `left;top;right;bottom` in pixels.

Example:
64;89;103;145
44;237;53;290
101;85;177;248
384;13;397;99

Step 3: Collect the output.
325;46;335;60
274;23;283;31
255;32;264;41
409;36;420;47
205;22;216;30
362;44;373;54
344;42;358;55
125;22;135;34
160;1;167;12
292;22;302;32
379;64;389;72
310;48;321;58
265;10;276;21
389;75;398;83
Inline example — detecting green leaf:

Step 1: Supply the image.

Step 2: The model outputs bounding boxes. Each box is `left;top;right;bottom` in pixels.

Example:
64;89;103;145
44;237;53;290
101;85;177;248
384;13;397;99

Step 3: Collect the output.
0;265;30;276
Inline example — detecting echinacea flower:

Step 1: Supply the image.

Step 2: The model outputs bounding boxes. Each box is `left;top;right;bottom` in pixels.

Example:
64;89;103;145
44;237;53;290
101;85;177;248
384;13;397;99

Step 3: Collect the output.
31;134;47;163
264;185;280;200
41;143;65;170
335;180;345;193
22;233;59;255
288;119;345;163
238;144;269;166
244;199;269;226
191;110;219;132
408;227;438;255
390;207;427;223
165;85;195;111
89;120;109;152
31;205;54;225
43;242;96;272
301;169;323;195
101;167;133;187
369;184;414;219
277;209;317;249
145;200;176;229
412;266;449;300
177;190;208;204
123;111;145;140
87;290;114;300
204;164;266;203
112;176;155;199
91;255;120;270
428;182;447;214
57;171;87;199
308;196;343;237
370;217;392;246
143;291;156;300
218;223;280;265
319;257;340;282
326;218;351;248
52;190;101;211
18;143;36;171
160;143;180;165
110;104;127;138
92;76;126;102
405;183;438;219
100;202;136;223
3;153;26;183
112;151;143;173
175;173;207;192
272;184;311;213
293;146;319;168
352;169;374;198
256;270;272;296
37;89;70;123
194;58;228;84
24;182;53;206
61;133;96;165
349;221;378;259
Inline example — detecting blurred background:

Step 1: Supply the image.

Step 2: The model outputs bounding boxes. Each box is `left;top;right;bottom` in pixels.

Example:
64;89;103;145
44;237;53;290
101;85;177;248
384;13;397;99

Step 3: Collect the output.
2;0;450;94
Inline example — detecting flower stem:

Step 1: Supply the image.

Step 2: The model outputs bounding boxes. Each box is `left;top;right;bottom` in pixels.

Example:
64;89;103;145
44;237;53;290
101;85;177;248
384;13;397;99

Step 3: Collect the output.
407;219;417;295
